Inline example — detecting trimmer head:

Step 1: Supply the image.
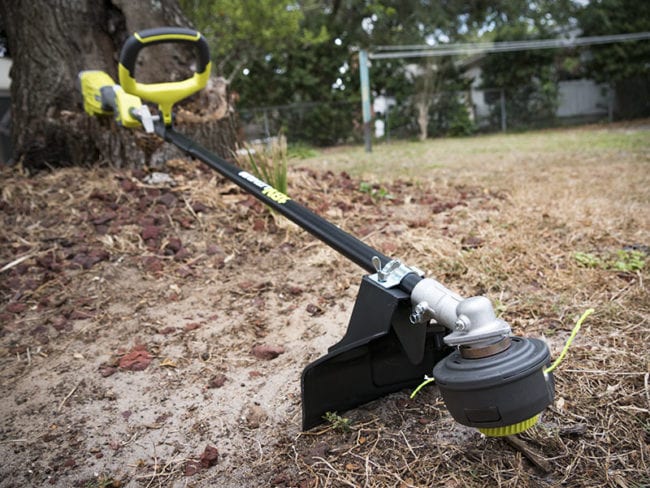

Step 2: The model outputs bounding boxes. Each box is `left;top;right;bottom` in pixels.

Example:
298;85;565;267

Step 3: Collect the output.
433;336;554;436
302;272;555;434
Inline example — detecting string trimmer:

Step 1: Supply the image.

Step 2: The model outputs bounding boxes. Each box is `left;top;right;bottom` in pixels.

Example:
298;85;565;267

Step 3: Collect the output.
79;27;555;436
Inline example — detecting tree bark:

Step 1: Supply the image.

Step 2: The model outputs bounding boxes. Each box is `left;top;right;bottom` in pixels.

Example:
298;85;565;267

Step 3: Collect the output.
0;0;237;169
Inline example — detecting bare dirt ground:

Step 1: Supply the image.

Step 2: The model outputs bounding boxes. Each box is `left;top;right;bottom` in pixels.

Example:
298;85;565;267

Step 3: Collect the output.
1;123;649;487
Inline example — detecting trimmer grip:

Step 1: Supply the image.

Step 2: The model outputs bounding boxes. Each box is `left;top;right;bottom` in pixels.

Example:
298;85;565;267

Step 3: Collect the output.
78;70;142;129
78;70;118;116
118;27;211;125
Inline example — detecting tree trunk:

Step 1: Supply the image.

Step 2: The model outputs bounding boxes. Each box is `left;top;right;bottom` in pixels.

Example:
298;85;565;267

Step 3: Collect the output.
415;99;430;141
0;0;237;169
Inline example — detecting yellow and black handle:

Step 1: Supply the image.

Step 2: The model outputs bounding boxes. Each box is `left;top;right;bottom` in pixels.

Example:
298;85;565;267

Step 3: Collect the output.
78;70;143;128
118;27;211;126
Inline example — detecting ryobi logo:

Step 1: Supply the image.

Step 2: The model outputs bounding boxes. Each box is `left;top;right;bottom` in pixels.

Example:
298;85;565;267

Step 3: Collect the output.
262;187;291;204
238;171;291;205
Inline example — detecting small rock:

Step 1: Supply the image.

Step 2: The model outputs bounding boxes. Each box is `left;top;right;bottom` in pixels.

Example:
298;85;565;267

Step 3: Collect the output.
287;286;304;296
191;201;209;213
158;192;177;207
253;219;266;232
305;442;330;464
6;302;26;314
70;309;93;321
207;374;227;389
99;365;117;377
245;404;267;429
184;461;200;477
206;244;223;256
305;303;323;316
141;225;162;241
118;345;152;371
271;473;290;486
177;266;193;278
144;172;175;186
120;179;137;192
199;445;219;468
143;257;163;273
251;344;285;360
461;235;484;250
92;212;116;225
174;248;191;261
165;237;183;254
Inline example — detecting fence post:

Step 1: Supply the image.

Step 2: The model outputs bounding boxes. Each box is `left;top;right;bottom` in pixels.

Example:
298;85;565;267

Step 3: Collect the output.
500;89;507;132
359;49;372;153
263;109;270;140
385;102;390;143
607;83;614;123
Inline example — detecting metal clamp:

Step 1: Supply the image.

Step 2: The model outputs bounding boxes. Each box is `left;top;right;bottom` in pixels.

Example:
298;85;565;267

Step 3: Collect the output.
369;256;423;289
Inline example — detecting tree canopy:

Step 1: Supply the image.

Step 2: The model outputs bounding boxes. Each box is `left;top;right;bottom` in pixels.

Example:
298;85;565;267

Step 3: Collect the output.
163;1;650;142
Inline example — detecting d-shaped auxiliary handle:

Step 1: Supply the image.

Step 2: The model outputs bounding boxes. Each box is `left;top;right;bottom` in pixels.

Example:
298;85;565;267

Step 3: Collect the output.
118;27;211;126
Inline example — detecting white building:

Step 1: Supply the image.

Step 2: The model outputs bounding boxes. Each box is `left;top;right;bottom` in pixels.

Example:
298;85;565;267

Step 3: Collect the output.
0;56;11;164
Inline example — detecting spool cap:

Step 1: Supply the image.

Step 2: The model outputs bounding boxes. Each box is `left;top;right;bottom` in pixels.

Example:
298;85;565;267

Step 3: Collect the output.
433;337;554;433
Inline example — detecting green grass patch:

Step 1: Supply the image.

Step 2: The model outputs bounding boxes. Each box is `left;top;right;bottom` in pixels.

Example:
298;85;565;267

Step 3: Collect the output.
574;249;645;272
295;124;650;179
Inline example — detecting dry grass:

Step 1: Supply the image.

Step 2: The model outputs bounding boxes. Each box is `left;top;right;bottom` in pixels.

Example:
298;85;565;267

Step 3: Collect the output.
283;122;650;487
0;121;648;487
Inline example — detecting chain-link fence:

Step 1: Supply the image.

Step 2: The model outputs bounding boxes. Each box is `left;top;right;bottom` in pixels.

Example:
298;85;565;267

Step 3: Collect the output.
239;77;648;147
238;100;363;147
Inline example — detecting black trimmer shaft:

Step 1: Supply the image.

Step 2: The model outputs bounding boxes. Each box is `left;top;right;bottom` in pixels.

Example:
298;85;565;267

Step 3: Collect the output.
162;127;399;277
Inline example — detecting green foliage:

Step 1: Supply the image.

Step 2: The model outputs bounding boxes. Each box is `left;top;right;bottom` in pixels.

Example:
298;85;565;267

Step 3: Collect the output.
323;411;352;432
576;0;650;119
574;249;645;272
238;136;288;195
178;0;327;82
613;250;645;272
285;100;356;147
287;142;318;160
480;22;559;130
177;1;647;145
574;252;603;268
359;181;393;200
577;0;650;83
428;93;476;137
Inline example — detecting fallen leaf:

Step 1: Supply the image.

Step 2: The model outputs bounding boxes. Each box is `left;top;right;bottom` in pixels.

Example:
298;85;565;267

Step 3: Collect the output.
159;357;177;368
